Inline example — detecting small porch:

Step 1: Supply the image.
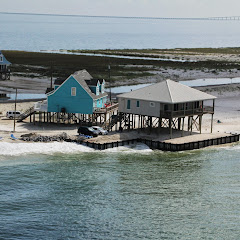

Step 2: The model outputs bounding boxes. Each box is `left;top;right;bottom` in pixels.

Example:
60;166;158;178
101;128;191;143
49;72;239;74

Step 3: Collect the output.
160;100;214;118
0;67;11;80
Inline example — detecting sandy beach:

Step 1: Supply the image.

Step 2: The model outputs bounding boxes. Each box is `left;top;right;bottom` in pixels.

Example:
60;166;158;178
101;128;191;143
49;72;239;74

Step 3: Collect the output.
0;84;240;145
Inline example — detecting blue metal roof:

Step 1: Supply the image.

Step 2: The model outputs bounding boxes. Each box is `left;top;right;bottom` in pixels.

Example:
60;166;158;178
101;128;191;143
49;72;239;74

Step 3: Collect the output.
0;51;11;65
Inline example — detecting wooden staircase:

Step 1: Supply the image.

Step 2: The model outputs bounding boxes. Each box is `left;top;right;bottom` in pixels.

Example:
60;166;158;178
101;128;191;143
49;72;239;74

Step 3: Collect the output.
102;112;124;131
17;106;35;122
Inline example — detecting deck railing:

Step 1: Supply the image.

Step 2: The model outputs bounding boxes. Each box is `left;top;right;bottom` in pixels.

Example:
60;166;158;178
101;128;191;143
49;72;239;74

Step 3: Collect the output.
0;69;10;73
160;106;214;118
94;103;119;113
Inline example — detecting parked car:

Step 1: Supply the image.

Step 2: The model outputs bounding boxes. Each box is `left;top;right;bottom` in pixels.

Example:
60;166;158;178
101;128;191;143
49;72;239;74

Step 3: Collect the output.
77;126;100;137
92;126;108;135
6;111;22;119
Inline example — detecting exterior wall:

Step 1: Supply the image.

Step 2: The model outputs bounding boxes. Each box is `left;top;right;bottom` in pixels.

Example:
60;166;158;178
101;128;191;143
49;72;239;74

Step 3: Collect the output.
95;96;107;108
47;76;94;114
96;85;99;95
96;98;103;108
118;98;161;117
99;82;105;93
118;98;206;118
102;96;107;106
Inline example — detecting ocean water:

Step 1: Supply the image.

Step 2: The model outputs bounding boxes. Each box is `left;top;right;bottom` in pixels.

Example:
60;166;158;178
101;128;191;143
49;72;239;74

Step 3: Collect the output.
0;142;240;239
1;13;240;51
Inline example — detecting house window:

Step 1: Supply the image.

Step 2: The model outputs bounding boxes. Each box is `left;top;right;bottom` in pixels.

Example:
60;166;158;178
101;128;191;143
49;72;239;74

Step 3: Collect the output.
0;56;2;62
174;104;178;111
71;87;76;96
149;102;155;107
136;100;140;108
96;86;99;96
164;104;169;111
194;101;200;109
127;100;131;109
180;103;184;110
102;84;104;93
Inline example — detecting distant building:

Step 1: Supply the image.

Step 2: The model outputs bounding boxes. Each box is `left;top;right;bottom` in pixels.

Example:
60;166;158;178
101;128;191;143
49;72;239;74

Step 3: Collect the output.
47;70;108;114
0;91;9;100
0;51;11;80
117;79;216;136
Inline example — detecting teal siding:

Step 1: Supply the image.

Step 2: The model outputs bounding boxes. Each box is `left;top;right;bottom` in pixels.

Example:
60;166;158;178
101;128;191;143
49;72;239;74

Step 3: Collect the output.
103;96;107;105
95;97;107;108
47;76;93;114
96;98;103;108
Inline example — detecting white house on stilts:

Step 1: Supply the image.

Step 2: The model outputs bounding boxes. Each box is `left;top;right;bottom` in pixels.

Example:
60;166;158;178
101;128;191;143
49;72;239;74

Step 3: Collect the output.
116;79;216;138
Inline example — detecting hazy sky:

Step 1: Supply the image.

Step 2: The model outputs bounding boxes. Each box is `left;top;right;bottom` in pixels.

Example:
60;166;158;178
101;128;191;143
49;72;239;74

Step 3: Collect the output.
1;0;240;18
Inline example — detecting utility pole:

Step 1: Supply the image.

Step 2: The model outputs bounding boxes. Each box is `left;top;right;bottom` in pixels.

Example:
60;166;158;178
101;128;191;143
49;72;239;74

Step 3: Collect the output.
50;61;53;89
108;65;111;103
13;88;17;132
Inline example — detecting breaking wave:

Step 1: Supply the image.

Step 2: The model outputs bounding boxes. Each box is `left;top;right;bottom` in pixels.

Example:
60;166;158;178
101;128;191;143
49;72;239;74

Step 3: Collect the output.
0;142;152;156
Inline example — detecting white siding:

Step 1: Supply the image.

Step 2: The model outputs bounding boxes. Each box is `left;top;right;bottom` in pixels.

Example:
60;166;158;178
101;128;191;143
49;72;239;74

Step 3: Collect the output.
118;98;161;117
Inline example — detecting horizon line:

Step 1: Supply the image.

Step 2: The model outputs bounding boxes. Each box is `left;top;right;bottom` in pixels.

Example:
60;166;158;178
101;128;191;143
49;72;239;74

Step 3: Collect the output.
0;11;211;20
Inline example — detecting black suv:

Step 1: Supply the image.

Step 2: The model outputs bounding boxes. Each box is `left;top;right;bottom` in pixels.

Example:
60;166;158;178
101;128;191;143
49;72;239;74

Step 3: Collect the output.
77;126;100;137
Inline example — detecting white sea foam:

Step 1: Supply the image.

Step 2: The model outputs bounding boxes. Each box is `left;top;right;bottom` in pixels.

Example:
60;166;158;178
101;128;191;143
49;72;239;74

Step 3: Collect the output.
102;143;153;154
219;143;240;151
0;142;152;156
0;142;94;156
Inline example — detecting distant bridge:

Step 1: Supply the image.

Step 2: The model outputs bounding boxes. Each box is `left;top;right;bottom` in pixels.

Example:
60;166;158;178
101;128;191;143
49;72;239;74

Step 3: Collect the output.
81;16;240;21
1;12;240;21
208;16;240;20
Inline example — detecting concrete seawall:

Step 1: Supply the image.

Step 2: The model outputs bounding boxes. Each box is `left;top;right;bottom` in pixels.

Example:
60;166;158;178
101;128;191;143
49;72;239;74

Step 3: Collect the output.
85;134;240;151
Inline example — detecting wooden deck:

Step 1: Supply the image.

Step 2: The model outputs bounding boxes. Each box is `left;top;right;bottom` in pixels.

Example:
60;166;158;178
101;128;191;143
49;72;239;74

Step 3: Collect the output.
94;103;119;114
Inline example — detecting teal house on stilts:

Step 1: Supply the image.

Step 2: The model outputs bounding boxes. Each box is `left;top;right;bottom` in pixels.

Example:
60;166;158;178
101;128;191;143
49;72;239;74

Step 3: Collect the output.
0;51;11;80
47;70;108;114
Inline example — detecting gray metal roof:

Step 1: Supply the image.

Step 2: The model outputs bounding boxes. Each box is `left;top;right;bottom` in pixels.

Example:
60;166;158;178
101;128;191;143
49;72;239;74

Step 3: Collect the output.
117;79;216;103
0;51;11;65
85;78;105;86
72;70;108;100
